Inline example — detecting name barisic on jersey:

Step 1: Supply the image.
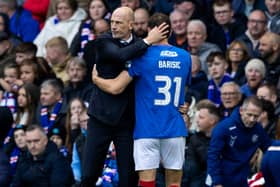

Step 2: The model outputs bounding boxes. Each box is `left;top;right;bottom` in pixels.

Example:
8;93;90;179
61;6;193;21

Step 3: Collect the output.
158;50;181;69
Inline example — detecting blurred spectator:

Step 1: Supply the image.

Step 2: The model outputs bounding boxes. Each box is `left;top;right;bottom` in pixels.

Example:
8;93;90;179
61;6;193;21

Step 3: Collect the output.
45;36;71;84
49;126;68;158
47;0;89;18
207;52;232;106
23;0;50;29
11;125;74;187
64;57;92;104
220;81;243;118
35;78;67;136
0;0;40;42
184;100;221;187
187;19;221;75
0;63;20;115
15;42;37;65
257;82;280;117
168;10;188;50
92;18;109;36
185;54;208;102
5;125;27;176
133;8;149;38
34;0;86;57
237;10;267;58
258;99;277;139
208;0;246;52
65;98;87;154
243;0;266;17
226;40;250;86
264;0;280;34
120;0;150;11
173;0;211;23
70;0;111;57
0;32;16;76
258;31;280;86
0;13;21;46
15;83;39;125
241;58;266;97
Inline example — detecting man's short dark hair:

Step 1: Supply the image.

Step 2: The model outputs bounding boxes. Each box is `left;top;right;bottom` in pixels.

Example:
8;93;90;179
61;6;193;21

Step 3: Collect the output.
15;42;37;56
206;51;226;64
213;0;232;9
148;13;171;38
259;82;278;98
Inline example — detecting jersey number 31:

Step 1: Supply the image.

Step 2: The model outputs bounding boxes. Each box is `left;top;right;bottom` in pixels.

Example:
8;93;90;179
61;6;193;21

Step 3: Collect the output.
154;75;182;107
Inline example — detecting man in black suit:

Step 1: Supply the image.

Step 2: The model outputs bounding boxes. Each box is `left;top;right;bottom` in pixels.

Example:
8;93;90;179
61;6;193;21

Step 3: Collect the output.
81;6;167;187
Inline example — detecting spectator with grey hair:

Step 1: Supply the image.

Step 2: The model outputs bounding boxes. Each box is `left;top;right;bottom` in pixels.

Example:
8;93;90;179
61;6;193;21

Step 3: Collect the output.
64;57;93;104
220;81;243;118
168;10;189;50
35;78;68;137
0;0;40;42
241;58;266;97
187;19;221;75
237;10;267;58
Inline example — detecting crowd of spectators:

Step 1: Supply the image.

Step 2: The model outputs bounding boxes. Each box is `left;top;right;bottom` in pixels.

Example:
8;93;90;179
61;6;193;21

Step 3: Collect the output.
0;0;279;186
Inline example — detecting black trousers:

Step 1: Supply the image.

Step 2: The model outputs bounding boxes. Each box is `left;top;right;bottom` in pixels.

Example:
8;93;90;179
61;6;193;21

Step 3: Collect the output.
81;116;138;187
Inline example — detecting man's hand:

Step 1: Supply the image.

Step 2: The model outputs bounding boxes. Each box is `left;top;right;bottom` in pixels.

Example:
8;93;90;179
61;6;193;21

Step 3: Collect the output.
92;64;98;83
144;22;169;45
214;185;223;187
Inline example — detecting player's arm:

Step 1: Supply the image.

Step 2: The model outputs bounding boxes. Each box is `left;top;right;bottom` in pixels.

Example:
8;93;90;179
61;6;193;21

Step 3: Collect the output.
92;64;132;95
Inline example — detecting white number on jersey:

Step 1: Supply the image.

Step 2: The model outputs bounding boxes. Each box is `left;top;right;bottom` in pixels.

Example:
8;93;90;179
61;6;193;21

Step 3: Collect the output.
154;75;182;107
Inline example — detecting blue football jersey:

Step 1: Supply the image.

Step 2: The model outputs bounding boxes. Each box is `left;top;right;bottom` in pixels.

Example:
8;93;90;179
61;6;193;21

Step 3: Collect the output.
128;45;192;139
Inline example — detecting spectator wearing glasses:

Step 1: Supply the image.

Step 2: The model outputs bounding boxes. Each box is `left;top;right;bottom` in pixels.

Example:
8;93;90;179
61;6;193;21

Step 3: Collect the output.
226;40;250;86
237;10;267;58
208;0;246;52
220;81;243;118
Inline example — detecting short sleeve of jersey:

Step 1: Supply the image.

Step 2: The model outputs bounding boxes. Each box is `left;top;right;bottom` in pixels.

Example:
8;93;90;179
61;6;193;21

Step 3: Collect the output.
128;56;144;78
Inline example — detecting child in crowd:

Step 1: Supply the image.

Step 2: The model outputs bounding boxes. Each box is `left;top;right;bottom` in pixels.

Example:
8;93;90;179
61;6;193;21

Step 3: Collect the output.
15;83;40;126
50;126;68;158
15;42;37;65
207;52;232;106
19;59;39;85
65;98;87;154
0;63;21;115
8;125;27;176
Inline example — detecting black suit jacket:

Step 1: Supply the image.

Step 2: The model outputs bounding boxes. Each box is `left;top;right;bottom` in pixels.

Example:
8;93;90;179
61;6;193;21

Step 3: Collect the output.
87;32;149;125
